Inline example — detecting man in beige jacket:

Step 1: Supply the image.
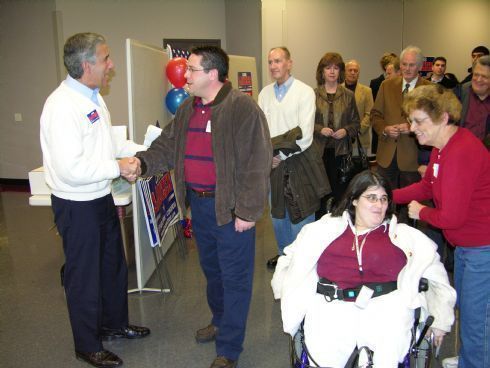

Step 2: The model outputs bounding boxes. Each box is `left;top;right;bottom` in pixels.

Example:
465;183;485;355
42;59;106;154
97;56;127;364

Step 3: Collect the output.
343;60;374;157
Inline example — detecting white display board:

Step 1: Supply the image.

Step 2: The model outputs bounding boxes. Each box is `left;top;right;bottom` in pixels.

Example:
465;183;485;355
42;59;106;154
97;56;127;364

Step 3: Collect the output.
126;39;175;291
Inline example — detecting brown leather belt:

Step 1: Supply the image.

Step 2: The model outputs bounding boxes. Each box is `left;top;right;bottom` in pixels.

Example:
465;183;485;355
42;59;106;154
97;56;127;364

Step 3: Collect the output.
191;189;215;198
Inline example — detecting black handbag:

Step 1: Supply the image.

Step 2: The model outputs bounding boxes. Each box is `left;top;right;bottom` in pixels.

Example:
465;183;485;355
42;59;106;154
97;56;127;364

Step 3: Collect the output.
338;131;369;185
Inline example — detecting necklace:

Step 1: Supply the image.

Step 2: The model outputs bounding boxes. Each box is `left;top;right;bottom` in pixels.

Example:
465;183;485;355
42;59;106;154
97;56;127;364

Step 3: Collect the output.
352;229;373;275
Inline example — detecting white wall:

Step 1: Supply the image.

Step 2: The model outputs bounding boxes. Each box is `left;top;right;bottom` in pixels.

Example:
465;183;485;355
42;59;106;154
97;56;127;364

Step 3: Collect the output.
0;0;59;179
262;0;490;88
55;0;227;125
0;0;227;179
225;0;262;86
2;0;489;179
403;0;490;80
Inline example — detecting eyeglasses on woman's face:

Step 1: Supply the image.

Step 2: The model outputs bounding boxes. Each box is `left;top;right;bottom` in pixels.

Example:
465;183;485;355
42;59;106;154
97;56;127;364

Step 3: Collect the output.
361;194;389;204
406;116;430;127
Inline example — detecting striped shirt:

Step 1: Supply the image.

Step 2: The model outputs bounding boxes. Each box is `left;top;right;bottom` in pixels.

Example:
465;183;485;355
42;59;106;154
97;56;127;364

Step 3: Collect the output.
184;97;216;191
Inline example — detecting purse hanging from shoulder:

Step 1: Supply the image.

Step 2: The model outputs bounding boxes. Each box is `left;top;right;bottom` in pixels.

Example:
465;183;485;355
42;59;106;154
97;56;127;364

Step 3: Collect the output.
338;131;369;185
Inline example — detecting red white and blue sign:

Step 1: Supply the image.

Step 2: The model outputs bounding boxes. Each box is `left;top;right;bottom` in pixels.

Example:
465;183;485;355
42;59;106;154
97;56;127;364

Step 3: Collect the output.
86;109;100;124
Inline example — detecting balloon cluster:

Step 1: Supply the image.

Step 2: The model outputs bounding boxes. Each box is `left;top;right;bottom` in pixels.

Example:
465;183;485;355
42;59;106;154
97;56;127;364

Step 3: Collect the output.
165;57;190;114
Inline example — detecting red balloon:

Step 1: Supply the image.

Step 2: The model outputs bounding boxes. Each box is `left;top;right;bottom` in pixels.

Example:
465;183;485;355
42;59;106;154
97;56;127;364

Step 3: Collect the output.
166;57;187;88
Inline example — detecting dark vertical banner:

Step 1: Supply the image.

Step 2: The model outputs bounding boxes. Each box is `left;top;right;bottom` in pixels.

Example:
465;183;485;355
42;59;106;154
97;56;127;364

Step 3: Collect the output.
237;72;253;96
421;57;435;77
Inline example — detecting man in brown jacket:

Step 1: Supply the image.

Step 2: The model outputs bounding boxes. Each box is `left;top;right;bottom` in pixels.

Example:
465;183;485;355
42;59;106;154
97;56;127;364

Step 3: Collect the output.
135;46;272;368
371;45;432;190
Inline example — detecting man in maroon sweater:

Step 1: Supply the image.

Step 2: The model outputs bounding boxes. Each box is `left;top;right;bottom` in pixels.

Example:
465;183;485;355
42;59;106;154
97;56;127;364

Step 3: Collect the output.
134;46;272;368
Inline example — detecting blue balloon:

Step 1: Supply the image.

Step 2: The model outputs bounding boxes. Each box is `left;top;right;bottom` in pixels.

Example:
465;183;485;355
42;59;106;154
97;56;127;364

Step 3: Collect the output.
165;88;190;114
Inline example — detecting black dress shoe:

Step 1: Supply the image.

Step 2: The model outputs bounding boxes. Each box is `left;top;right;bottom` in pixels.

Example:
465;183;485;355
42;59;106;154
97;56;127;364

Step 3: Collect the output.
101;324;150;340
75;350;122;368
266;255;280;269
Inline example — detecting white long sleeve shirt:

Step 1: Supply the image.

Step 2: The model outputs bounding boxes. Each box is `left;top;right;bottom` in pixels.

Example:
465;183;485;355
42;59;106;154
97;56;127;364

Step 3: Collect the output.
40;78;146;201
258;78;315;158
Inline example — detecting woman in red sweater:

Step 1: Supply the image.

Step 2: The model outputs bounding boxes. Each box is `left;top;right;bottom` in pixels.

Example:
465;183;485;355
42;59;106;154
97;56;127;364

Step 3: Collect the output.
393;84;490;368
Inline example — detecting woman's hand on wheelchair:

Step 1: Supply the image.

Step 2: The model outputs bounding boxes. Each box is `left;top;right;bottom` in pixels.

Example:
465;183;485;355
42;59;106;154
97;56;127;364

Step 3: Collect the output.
429;327;446;347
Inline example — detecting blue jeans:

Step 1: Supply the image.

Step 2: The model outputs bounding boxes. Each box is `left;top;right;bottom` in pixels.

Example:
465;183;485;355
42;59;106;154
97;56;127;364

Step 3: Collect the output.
272;209;315;254
189;190;255;361
454;245;490;368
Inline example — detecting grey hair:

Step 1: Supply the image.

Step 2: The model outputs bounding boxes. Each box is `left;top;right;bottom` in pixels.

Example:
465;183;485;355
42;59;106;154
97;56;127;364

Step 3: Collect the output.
400;45;424;68
345;59;360;70
63;32;106;79
269;46;291;60
474;55;490;69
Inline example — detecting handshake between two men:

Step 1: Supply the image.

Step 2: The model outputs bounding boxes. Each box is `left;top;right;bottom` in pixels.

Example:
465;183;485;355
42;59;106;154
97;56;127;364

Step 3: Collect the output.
118;157;141;182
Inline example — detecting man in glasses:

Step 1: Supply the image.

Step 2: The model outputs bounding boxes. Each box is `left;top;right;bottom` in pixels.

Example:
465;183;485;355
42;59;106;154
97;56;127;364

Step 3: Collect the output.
134;46;272;368
459;55;490;149
460;45;489;85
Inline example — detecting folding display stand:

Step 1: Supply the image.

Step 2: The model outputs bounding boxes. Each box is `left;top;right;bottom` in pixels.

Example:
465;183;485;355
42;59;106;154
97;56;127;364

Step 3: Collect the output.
150;238;173;294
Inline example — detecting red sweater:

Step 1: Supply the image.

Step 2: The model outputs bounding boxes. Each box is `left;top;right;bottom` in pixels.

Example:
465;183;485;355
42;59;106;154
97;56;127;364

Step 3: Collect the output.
394;128;490;246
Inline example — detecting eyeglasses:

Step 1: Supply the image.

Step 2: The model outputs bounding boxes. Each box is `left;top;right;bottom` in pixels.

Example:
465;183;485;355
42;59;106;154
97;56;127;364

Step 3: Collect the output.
185;66;209;73
406;116;430;126
472;72;489;82
361;194;389;204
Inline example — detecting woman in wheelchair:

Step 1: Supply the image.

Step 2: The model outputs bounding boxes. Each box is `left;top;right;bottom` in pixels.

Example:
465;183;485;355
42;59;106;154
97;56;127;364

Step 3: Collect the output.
271;170;456;367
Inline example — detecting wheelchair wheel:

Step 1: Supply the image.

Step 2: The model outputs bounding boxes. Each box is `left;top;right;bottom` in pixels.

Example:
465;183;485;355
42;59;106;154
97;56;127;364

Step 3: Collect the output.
290;328;309;368
410;337;432;368
289;333;297;367
289;328;374;368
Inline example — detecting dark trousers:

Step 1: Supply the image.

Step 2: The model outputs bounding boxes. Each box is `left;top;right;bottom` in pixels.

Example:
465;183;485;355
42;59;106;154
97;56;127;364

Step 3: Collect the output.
317;148;348;218
376;152;420;190
189;190;255;361
376;153;420;223
51;194;128;352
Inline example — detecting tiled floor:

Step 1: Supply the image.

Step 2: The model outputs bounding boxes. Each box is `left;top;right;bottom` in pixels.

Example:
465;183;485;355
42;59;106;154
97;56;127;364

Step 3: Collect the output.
0;191;457;367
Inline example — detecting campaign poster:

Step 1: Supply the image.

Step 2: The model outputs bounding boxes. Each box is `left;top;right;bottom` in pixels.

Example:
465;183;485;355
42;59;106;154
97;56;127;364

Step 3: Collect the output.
237;72;253;96
137;172;179;248
148;172;180;245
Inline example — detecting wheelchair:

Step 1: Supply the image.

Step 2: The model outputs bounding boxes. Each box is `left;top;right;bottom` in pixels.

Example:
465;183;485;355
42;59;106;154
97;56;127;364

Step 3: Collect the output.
290;279;434;368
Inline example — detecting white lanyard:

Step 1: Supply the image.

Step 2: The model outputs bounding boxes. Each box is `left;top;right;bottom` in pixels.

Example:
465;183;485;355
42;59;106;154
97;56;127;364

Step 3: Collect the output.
352;229;373;275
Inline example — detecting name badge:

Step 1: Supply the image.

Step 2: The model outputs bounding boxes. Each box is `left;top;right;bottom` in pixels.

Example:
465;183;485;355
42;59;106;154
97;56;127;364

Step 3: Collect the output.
355;285;374;309
87;109;100;124
433;163;439;178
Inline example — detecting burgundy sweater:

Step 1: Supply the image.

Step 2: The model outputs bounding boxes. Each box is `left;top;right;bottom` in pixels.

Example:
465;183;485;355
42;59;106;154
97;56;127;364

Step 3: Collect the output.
317;225;406;290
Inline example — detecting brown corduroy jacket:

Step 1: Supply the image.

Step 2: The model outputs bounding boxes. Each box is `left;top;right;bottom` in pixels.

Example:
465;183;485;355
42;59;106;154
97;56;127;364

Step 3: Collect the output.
137;82;272;226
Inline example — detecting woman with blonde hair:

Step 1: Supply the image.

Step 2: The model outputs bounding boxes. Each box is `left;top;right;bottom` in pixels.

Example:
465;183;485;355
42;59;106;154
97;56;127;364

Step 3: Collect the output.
394;84;490;368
